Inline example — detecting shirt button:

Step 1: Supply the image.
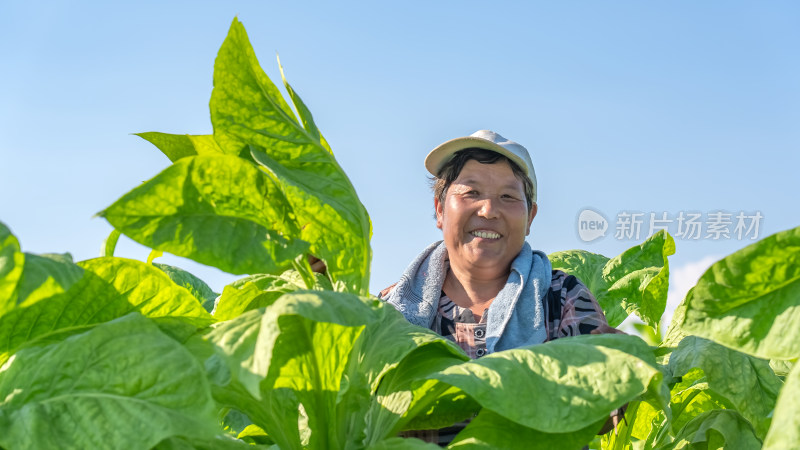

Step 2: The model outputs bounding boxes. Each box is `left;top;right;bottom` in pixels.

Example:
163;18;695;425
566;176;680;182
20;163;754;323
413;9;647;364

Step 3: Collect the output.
475;329;485;338
476;348;486;357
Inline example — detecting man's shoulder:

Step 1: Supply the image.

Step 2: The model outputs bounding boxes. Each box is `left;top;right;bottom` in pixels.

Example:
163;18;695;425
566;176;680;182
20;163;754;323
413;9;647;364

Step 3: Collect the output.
549;269;587;292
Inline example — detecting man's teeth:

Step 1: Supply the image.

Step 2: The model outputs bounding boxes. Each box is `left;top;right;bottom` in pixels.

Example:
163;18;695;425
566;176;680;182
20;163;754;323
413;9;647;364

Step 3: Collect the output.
471;230;501;239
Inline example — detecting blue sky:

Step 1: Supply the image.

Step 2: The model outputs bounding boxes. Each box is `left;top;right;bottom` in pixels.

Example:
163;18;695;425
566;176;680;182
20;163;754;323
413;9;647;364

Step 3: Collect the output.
2;1;798;326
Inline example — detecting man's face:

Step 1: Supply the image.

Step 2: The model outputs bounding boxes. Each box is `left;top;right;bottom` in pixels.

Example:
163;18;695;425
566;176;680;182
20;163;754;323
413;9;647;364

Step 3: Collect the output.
435;159;537;275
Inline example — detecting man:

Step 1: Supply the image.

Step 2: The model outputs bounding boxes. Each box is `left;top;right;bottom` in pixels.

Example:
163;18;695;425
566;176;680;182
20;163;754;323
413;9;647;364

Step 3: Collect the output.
378;130;623;443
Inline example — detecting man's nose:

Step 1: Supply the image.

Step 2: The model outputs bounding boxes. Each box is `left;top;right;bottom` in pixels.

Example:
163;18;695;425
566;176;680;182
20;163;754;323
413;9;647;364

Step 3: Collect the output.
477;197;500;219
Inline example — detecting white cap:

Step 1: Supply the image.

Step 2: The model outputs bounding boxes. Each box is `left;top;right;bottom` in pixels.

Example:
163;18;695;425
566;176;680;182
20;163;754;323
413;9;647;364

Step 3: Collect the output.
425;130;537;202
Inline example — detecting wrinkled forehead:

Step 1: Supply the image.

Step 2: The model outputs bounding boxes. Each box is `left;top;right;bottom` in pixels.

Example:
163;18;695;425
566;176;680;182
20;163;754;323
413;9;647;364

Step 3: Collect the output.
452;159;527;189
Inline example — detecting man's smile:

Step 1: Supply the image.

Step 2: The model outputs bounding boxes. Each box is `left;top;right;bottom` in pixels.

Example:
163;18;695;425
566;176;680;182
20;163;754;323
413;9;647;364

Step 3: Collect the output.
470;229;502;239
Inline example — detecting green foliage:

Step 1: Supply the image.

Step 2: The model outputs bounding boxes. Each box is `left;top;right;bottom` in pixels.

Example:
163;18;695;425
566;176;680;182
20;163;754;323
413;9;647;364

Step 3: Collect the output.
368;437;442;449
448;410;603;449
154;262;219;313
431;334;665;433
0;221;24;316
136;132;224;163
0;256;213;363
103;17;372;295
203;291;666;449
763;362;800;449
667;369;730;436
665;410;761;450
1;16;799;450
13;252;83;305
212;269;332;321
0;314;218;450
205;291;470;449
549;230;675;328
101;154;311;276
154;435;268;450
667;337;781;438
210;18;371;294
102;228;121;257
677;225;800;360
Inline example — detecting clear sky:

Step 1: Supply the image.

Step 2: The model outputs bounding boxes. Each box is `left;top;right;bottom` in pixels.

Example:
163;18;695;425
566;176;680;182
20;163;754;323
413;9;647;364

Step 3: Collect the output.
2;1;798;328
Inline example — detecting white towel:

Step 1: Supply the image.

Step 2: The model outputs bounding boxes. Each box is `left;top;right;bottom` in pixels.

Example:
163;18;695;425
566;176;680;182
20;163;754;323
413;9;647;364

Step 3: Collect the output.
384;240;551;353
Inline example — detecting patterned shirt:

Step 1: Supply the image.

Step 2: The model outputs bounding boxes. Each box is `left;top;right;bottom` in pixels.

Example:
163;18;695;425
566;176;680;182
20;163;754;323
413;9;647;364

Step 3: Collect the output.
435;293;489;358
381;269;611;445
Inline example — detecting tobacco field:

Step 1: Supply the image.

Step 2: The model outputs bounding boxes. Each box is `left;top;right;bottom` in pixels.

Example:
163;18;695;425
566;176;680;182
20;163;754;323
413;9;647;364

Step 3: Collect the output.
0;18;797;450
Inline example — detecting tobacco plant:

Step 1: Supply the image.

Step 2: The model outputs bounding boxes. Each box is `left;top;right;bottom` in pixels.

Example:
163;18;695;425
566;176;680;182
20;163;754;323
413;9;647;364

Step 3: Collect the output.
0;18;797;450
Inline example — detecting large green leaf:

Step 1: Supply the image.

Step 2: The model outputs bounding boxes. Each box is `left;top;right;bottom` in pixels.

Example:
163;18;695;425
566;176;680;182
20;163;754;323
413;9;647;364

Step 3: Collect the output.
100;154;310;276
0;252;85;364
0;313;218;450
662;410;761;450
0;257;213;358
277;56;325;149
430;334;667;434
678;225;800;360
265;293;466;447
213;269;332;321
209;18;371;294
361;317;470;443
14;253;84;305
216;291;369;387
153;435;267;450
154;262;218;313
369;437;441;449
206;291;469;449
199;340;301;450
549;230;675;328
213;290;469;446
206;292;375;450
370;340;475;438
763;361;800;449
667;368;731;435
0;221;24;316
602;400;669;450
660;296;690;356
667;336;781;438
448;409;602;450
396;382;478;434
137;132;225;162
79;258;214;329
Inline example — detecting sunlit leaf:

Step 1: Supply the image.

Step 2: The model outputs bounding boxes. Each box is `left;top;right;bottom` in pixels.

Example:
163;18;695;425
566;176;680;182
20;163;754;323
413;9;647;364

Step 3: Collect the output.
549;230;674;328
209;18;371;294
0;257;213;357
101;155;310;276
668;336;781;437
431;334;666;433
663;410;761;450
678;225;800;360
0;221;24;317
763;362;800;449
0;314;218;450
137;132;225;162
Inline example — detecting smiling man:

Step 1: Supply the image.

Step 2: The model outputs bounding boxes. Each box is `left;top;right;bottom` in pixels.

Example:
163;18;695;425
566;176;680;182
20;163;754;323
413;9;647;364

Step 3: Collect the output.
379;130;622;444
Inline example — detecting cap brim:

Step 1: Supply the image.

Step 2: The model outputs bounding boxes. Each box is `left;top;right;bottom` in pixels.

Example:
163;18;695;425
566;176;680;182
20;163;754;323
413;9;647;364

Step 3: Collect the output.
424;136;531;178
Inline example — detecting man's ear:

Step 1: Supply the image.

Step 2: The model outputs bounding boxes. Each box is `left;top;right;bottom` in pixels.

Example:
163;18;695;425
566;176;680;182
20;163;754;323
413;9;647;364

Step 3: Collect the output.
526;202;538;235
435;197;444;229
